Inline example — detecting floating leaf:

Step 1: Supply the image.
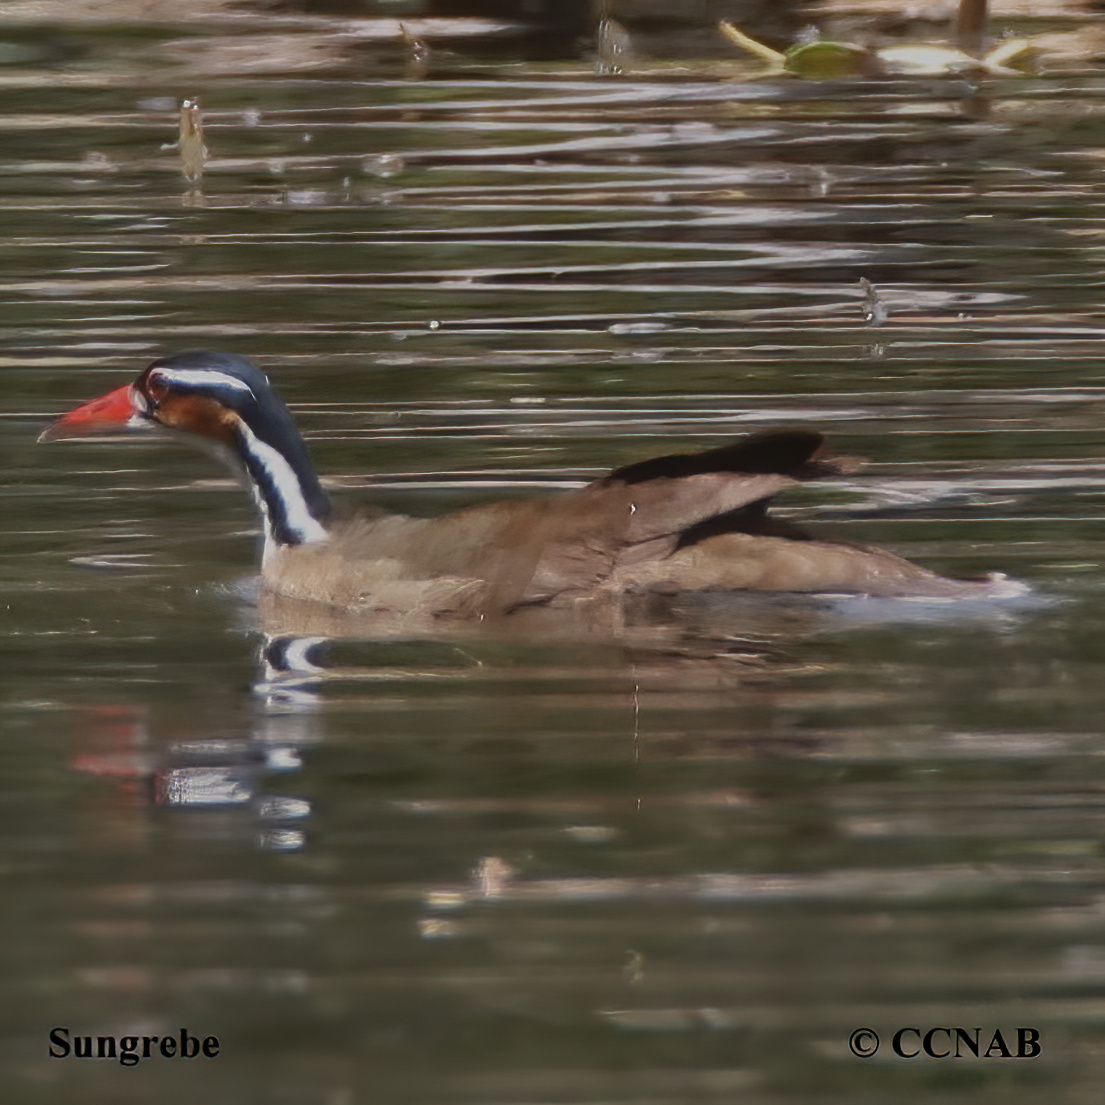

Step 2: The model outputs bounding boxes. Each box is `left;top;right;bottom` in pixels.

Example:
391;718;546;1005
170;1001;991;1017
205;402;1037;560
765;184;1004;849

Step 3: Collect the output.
873;45;981;75
719;19;1040;80
718;21;785;70
983;37;1040;73
784;40;875;79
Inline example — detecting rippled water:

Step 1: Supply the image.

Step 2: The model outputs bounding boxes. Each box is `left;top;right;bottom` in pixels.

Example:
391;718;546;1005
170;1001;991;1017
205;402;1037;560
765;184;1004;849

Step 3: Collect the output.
6;4;1105;1102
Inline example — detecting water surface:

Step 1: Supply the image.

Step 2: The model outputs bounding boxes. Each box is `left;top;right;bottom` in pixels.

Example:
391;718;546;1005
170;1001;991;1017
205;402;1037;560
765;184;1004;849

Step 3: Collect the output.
4;5;1105;1102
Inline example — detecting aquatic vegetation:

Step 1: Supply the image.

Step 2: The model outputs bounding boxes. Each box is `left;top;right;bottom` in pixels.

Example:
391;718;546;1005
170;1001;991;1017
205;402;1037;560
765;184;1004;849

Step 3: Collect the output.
718;20;1039;79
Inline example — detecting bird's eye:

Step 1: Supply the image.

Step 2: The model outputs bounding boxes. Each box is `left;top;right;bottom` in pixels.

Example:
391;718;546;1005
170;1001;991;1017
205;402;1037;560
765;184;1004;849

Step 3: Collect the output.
140;373;171;414
146;374;169;403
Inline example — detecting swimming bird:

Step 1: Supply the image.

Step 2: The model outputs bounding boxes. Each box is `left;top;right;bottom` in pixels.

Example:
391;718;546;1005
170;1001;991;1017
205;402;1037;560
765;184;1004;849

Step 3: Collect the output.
40;351;1018;618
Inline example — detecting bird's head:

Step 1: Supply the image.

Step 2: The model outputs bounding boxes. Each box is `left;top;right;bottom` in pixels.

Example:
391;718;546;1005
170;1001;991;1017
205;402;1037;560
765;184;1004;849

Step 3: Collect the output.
39;351;275;444
41;351;331;548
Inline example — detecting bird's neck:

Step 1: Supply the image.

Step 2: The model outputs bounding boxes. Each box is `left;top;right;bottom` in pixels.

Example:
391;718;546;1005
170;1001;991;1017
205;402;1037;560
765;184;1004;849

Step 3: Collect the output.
229;416;331;556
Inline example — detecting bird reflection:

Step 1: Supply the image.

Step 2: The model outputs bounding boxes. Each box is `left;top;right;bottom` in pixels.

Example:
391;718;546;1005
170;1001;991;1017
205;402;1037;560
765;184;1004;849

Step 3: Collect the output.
68;634;326;851
66;578;1034;858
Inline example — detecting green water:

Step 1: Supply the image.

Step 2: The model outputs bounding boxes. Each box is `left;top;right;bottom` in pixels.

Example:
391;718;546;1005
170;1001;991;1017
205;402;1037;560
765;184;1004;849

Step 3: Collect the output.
4;5;1105;1102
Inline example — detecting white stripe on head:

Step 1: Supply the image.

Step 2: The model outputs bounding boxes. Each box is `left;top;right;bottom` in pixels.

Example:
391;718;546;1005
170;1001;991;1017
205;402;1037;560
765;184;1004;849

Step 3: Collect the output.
152;367;260;399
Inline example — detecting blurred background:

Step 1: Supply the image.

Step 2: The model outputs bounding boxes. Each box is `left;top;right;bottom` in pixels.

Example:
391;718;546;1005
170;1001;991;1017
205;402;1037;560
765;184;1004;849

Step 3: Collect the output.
5;0;1105;1101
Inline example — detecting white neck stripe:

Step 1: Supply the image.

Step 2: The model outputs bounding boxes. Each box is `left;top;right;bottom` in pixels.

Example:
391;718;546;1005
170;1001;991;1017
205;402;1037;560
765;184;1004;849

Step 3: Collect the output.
236;420;328;548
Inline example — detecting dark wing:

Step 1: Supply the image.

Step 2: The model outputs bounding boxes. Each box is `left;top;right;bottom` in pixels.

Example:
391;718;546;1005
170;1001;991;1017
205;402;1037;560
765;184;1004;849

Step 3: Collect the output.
603;429;862;486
